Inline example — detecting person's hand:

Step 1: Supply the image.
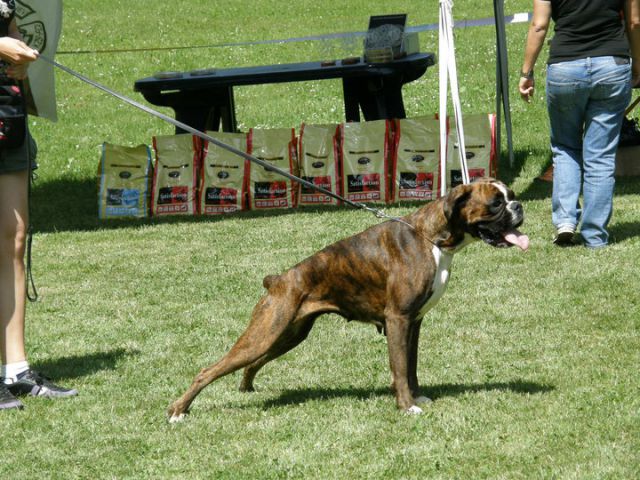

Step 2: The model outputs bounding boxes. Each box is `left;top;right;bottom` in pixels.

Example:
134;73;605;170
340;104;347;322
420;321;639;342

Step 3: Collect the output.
519;77;535;102
0;37;38;65
633;67;640;88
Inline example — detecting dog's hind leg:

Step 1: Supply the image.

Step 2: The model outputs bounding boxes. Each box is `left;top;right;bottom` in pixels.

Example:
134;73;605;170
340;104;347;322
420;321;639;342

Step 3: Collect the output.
167;296;297;422
239;315;316;392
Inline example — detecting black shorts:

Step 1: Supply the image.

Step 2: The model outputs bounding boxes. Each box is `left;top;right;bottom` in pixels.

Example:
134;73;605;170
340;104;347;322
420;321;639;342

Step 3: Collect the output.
0;130;38;174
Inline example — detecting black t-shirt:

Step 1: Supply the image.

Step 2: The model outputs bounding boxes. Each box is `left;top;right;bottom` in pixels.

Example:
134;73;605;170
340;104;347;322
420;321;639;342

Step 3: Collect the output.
546;0;629;64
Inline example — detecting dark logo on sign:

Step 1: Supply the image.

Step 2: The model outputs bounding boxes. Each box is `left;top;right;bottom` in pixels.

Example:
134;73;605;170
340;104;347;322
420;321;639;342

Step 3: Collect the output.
357;157;371;165
466;151;475;160
217;171;230;179
168;171;181;179
16;2;47;52
411;155;425;163
312;161;325;169
119;171;132;179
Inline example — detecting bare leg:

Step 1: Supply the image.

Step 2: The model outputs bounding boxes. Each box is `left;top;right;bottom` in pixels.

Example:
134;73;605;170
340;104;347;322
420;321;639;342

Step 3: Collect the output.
0;171;29;365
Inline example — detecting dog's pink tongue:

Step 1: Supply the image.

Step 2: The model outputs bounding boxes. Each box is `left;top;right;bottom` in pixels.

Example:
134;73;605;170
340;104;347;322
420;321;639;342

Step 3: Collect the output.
504;230;529;251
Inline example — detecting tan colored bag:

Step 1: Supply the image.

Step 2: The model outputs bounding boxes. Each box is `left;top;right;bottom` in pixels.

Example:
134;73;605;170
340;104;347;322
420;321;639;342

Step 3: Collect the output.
297;124;340;206
98;143;153;219
247;128;297;210
151;134;200;216
446;113;497;188
199;132;249;215
340;120;391;204
391;117;441;202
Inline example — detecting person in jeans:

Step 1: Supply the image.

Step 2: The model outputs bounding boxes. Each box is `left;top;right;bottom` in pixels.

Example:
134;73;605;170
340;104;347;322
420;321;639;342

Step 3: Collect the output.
519;0;640;248
0;0;77;410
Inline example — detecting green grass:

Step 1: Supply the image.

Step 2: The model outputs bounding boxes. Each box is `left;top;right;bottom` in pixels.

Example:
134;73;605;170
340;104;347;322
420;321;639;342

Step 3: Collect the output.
1;0;639;478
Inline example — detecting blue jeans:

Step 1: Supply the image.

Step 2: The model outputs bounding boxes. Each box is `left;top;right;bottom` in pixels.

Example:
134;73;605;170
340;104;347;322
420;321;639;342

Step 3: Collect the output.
546;56;631;248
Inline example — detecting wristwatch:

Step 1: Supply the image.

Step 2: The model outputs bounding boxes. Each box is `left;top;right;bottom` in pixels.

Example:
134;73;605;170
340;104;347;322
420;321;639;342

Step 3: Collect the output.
520;69;534;80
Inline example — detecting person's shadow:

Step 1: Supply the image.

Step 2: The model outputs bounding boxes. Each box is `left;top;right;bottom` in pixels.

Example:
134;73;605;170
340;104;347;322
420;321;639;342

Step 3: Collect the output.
32;348;137;380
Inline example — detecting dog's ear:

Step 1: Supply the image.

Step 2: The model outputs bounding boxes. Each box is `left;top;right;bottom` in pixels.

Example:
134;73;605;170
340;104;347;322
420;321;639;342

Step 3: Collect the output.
443;184;472;222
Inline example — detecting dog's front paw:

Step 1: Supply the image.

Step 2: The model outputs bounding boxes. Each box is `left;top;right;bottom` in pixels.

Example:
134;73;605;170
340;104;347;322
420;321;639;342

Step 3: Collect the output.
168;413;186;423
167;403;188;423
405;405;424;415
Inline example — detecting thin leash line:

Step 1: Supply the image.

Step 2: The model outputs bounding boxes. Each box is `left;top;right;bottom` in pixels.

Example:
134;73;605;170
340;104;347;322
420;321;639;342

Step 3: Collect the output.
17;79;39;302
36;54;415;230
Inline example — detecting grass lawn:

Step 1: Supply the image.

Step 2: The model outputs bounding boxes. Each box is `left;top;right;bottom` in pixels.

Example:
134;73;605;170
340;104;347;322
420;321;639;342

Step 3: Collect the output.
1;0;639;478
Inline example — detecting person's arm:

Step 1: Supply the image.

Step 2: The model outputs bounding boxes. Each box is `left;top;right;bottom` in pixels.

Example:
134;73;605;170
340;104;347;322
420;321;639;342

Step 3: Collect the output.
519;0;552;102
625;0;640;86
0;18;38;79
628;0;640;29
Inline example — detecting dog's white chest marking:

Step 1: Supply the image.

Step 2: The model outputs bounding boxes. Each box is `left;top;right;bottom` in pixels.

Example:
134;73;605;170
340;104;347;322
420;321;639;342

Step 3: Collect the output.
418;246;453;317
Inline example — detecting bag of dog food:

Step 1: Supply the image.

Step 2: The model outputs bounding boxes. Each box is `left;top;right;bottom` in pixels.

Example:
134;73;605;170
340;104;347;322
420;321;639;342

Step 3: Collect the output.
247;128;297;210
98;143;153;219
391;116;441;202
297;124;340;206
340;120;391;204
446;113;497;188
151;134;200;216
199;131;249;215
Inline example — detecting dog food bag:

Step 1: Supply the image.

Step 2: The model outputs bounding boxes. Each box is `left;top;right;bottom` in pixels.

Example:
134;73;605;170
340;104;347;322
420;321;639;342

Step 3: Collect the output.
391;116;441;202
340;120;391;204
247;128;297;210
446;113;497;188
297;123;340;206
151;134;200;216
199;131;249;215
98;143;153;219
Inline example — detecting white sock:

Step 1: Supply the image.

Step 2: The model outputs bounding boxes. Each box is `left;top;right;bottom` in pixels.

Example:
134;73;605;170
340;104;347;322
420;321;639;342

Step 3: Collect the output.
1;361;30;384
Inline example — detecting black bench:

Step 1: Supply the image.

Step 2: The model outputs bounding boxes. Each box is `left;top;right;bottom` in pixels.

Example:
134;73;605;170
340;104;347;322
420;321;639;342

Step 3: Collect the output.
133;52;436;133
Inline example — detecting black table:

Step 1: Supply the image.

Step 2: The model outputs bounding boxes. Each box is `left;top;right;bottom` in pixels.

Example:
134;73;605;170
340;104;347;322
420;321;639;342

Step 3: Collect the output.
133;52;436;133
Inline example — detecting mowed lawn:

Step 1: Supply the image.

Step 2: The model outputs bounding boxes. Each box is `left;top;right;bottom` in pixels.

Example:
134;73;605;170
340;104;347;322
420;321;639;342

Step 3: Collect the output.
1;1;638;478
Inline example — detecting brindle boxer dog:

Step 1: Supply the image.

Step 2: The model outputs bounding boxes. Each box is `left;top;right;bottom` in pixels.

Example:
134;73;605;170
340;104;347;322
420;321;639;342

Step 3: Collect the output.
168;178;528;422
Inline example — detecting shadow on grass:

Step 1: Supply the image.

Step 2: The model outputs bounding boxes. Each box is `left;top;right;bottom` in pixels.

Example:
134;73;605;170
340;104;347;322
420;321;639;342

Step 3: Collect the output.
610;221;640;244
30;176;362;234
32;348;138;381
261;379;555;409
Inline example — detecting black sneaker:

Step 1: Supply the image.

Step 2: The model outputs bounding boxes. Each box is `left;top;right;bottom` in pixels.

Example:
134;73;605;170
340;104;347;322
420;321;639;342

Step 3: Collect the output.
0;382;24;410
7;369;78;398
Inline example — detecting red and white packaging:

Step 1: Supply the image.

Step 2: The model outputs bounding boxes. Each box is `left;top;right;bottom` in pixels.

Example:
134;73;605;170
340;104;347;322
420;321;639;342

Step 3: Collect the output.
446;113;497;188
391;116;442;202
151;134;200;216
199;131;249;215
339;120;391;204
247;128;297;210
297;124;340;206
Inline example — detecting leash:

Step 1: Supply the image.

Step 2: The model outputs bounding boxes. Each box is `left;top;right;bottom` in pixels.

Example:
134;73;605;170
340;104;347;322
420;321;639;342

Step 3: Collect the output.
36;54;415;231
18;79;38;302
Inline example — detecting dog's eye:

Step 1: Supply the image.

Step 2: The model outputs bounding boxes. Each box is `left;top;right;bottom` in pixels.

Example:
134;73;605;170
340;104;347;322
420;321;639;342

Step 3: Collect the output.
491;197;505;209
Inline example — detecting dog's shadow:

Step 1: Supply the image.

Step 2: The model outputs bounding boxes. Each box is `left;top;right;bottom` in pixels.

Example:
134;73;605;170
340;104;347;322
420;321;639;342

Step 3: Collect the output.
261;380;554;409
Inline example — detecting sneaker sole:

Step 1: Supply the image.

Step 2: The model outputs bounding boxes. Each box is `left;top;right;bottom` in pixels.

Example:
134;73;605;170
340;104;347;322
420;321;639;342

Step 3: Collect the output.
0;399;24;410
553;231;575;246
